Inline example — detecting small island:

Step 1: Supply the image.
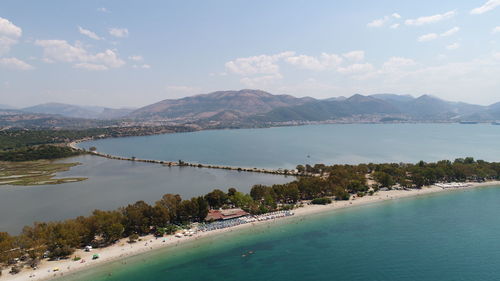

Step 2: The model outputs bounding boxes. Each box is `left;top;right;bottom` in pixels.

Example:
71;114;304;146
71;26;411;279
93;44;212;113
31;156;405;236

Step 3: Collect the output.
0;160;86;186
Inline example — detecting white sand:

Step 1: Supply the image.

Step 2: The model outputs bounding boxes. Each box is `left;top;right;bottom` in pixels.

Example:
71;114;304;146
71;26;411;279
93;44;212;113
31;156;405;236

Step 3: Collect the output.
3;181;500;281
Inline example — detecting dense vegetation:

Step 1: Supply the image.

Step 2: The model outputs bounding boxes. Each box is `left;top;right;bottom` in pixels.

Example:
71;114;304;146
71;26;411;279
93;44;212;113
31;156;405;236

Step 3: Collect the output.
0;145;82;162
2;157;500;271
311;198;332;205
0;126;194;151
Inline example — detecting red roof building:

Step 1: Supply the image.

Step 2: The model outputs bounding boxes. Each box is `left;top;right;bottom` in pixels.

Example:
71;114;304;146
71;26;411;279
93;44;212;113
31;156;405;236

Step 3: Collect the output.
205;208;249;221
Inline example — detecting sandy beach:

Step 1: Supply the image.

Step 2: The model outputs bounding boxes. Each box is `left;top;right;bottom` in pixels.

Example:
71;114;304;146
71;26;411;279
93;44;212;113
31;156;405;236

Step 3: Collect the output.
3;180;500;281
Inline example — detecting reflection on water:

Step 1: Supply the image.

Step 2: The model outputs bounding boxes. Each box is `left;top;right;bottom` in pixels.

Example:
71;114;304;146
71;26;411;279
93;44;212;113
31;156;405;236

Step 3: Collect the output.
0;155;293;234
80;124;500;169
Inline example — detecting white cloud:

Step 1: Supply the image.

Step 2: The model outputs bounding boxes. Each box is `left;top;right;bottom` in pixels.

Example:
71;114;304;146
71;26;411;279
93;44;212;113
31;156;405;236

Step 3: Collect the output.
74;63;108;71
129;55;143;62
108;28;129;38
225;51;294;75
0;37;17;55
446;43;460;50
367;13;402;28
0;57;34;70
343;50;364;62
471;0;500;14
441;26;460;37
367;16;389;28
405;10;456;26
418;33;439;42
78;26;101;40
492;26;500;34
0;17;21;38
97;7;109;13
494;52;500;60
382;57;416;69
240;73;283;87
418;27;459;42
133;64;151;69
0;17;22;55
35;39;125;69
337;63;374;74
285;55;324;70
285;53;343;71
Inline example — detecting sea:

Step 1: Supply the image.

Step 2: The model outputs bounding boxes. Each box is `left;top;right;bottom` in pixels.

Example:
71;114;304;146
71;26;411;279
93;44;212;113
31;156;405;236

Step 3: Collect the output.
4;123;500;280
59;185;500;281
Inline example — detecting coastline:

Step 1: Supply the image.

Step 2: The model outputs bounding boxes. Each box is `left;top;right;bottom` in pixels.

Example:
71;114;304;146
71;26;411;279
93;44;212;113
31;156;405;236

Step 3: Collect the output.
4;180;500;281
69;140;305;176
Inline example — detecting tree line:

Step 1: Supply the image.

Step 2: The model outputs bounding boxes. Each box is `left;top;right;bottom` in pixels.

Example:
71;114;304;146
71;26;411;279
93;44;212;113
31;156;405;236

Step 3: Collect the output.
2;157;500;271
0;126;194;151
0;145;82;162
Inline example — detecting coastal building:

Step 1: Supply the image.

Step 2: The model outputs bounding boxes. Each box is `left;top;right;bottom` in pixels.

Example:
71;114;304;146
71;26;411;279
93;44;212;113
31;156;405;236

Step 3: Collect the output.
205;208;249;221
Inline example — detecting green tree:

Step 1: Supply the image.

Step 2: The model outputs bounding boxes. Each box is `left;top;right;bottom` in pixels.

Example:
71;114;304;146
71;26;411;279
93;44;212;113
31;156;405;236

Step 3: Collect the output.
122;201;154;235
204;189;228;209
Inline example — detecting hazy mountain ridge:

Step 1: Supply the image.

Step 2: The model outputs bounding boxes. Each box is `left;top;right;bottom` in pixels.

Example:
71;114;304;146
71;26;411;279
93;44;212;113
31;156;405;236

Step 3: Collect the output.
247;93;495;123
4;90;500;129
128;89;314;120
21;103;135;119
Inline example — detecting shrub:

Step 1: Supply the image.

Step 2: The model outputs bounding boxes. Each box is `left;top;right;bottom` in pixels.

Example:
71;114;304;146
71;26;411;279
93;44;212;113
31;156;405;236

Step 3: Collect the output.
128;234;139;243
311;198;332;205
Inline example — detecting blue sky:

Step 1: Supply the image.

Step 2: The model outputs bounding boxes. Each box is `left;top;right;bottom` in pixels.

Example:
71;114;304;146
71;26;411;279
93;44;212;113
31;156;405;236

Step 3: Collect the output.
1;0;500;107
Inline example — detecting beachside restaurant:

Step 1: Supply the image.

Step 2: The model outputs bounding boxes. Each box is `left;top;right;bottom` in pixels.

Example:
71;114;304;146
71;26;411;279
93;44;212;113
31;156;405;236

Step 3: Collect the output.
205;208;249;221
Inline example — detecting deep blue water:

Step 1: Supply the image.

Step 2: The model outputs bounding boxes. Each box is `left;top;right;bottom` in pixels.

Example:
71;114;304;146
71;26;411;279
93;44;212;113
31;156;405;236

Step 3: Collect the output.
61;185;500;281
79;124;500;169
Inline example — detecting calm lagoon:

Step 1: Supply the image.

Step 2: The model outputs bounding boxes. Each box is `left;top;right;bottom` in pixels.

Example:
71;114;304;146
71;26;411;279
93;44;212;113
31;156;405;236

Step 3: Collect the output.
79;123;500;169
0;155;293;234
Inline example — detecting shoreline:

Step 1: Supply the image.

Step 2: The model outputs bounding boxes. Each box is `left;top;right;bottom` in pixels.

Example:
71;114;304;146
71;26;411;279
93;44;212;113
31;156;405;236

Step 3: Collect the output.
4;180;500;281
68;140;305;177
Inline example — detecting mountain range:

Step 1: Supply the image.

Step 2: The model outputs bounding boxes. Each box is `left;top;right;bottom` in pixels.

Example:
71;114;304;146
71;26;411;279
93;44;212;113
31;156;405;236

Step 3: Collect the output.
127;90;500;124
2;103;136;119
3;90;500;129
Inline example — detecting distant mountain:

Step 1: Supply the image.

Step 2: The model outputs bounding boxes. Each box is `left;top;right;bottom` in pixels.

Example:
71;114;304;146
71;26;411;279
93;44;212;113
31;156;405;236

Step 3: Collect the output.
127;90;500;124
22;103;101;119
0;104;17;110
251;94;401;122
370;93;415;103
98;108;136;119
128;89;314;121
21;103;134;119
8;90;500;128
382;95;485;120
484;102;500;120
323;96;347;102
0;112;119;129
254;93;492;123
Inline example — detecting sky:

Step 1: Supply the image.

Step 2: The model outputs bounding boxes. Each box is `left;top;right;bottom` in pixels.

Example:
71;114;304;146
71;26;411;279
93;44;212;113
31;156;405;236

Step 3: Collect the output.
1;0;500;108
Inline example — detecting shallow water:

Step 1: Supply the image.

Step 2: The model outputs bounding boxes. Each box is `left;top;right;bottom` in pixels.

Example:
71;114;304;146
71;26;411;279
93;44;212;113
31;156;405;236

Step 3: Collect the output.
60;185;500;281
79;123;500;169
0;155;293;234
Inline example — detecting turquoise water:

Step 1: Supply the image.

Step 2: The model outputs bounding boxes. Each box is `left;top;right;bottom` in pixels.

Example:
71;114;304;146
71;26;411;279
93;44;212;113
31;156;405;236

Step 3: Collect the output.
61;186;500;281
79;124;500;169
